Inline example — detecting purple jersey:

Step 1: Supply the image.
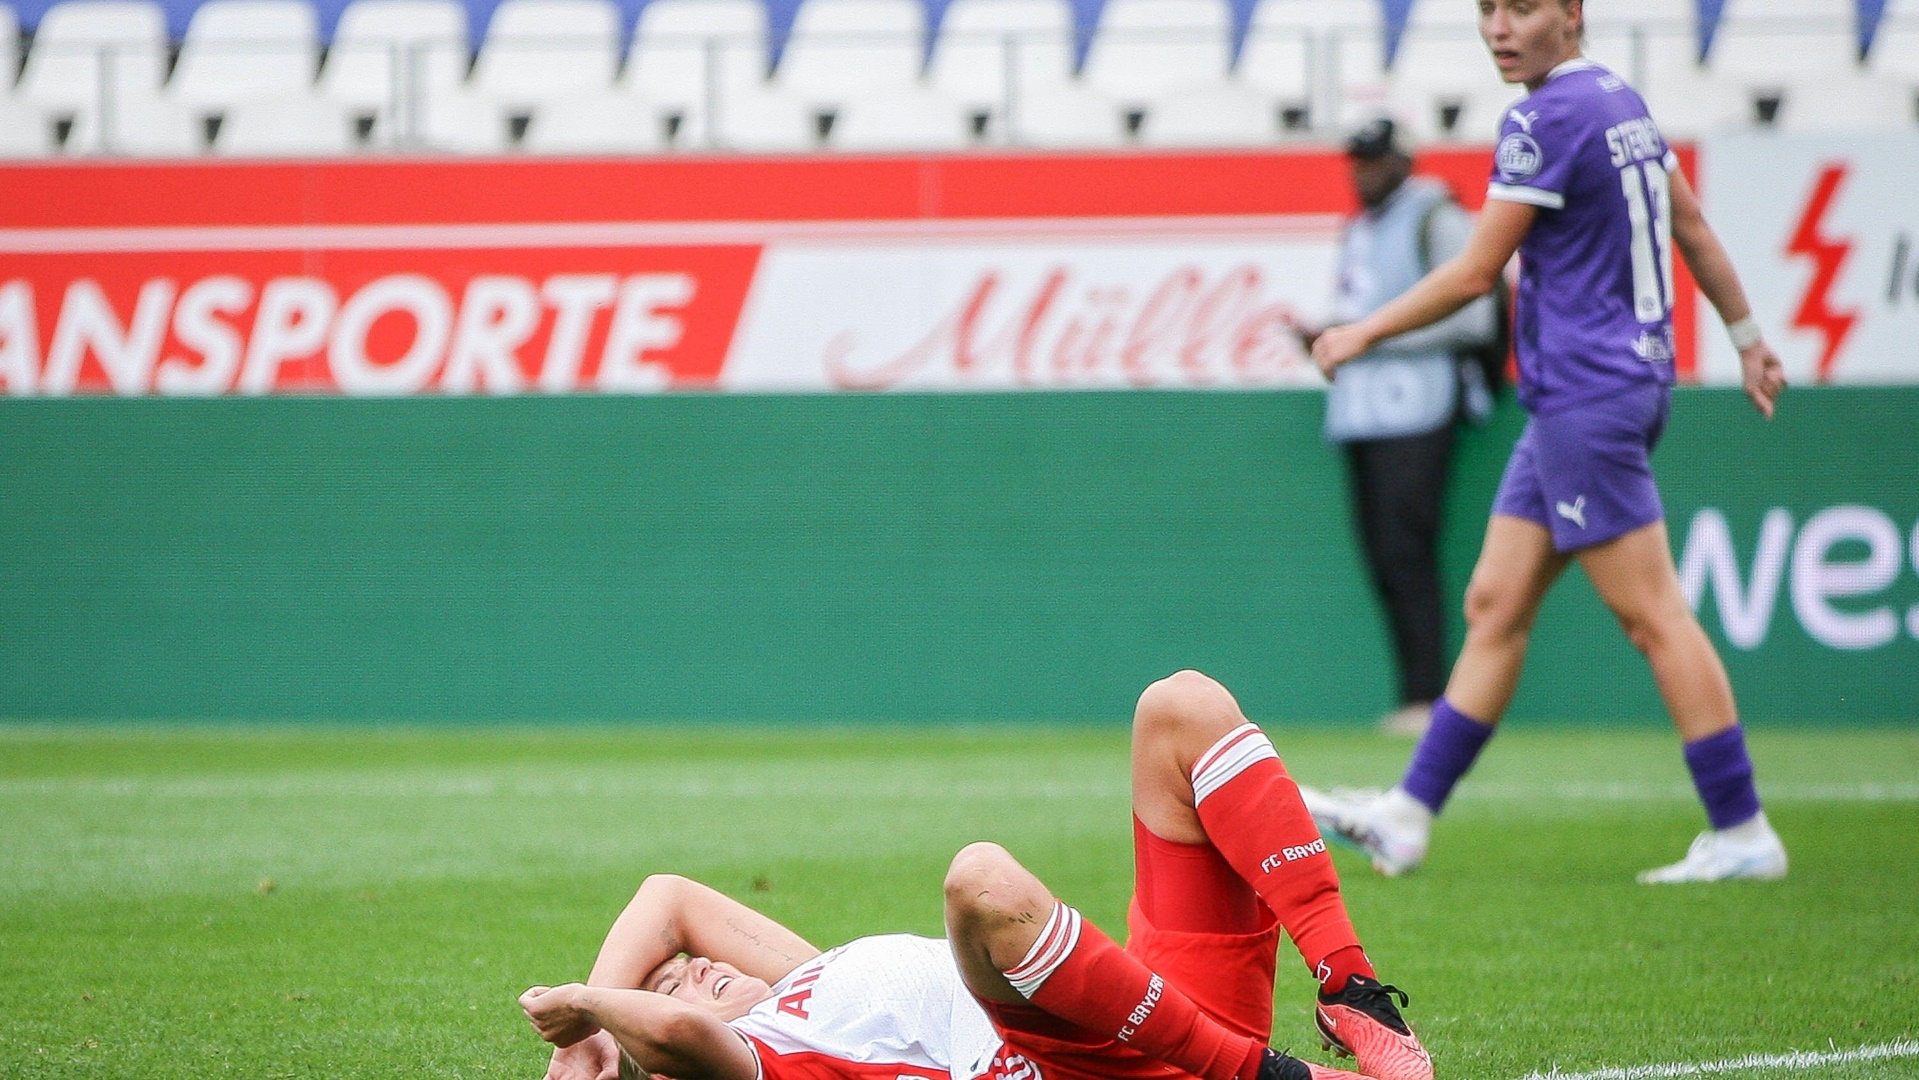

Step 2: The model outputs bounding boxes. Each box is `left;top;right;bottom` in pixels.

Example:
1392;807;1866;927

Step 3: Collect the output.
1488;58;1680;415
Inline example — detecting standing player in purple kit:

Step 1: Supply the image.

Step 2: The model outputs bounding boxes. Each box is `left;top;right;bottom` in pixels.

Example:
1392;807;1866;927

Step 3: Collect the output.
1303;0;1790;884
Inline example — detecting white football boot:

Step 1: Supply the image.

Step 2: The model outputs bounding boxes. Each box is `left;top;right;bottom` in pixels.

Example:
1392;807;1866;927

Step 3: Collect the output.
1298;786;1433;878
1637;811;1789;884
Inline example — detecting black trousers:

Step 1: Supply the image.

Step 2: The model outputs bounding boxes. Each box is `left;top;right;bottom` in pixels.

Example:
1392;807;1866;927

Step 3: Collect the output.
1342;424;1456;706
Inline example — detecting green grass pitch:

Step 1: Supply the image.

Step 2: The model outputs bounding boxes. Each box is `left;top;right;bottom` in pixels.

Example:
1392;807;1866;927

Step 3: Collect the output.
2;723;1915;1079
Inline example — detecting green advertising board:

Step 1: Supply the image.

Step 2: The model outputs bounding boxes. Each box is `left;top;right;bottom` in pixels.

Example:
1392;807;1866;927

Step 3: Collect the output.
0;388;1911;724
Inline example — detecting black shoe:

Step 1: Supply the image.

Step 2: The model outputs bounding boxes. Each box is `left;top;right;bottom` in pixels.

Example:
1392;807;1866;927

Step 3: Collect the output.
1316;974;1412;1035
1257;1047;1312;1080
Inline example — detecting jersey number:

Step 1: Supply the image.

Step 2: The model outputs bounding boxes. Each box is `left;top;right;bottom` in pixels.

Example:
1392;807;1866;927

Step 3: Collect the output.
1619;161;1674;323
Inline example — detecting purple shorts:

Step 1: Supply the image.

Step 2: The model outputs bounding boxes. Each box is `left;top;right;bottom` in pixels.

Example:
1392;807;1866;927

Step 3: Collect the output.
1491;382;1671;553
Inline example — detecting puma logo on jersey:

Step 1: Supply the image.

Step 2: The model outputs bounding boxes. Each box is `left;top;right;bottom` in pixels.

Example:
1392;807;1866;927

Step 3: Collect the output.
1261;839;1327;872
1508;108;1540;133
1556;496;1588;529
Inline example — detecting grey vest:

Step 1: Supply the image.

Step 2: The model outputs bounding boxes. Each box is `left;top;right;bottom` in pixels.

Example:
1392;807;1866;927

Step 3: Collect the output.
1324;178;1472;443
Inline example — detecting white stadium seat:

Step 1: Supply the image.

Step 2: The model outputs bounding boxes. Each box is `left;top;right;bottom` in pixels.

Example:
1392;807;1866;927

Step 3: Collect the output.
1866;0;1919;126
1576;0;1746;137
1081;0;1232;104
1241;0;1385;134
1003;81;1125;146
523;93;671;152
1387;0;1521;141
469;0;621;105
710;84;819;149
1711;0;1905;131
318;0;470;146
1;3;19;90
0;96;58;157
622;0;770;148
828;86;973;149
777;0;925;104
216;92;357;154
1139;81;1279;145
171;0;321;110
927;0;1075;121
19;0;204;154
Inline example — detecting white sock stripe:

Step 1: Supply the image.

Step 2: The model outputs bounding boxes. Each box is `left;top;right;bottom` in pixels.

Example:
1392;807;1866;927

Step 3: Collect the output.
1191;724;1278;806
1004;902;1082;997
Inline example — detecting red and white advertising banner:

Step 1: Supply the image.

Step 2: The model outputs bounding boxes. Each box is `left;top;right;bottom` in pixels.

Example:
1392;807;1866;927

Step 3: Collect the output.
1701;133;1919;387
0;150;1697;396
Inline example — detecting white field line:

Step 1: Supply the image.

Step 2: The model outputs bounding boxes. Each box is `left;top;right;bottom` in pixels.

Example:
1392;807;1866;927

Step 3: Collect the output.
0;774;1915;802
1518;1038;1919;1080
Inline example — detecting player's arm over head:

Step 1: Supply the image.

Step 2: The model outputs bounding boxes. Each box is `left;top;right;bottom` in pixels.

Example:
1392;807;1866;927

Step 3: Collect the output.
593;875;822;990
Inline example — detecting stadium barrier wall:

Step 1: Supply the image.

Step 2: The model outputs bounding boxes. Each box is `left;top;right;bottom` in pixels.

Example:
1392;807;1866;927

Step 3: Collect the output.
0;388;1913;724
0;143;1911;723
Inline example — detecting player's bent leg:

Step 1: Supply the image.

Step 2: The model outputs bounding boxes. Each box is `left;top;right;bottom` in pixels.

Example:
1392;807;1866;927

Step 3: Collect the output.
1579;524;1788;884
944;841;1276;1080
1129;679;1433;1080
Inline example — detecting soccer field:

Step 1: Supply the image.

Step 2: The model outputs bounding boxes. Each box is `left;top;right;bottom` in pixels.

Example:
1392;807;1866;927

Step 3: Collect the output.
3;724;1915;1080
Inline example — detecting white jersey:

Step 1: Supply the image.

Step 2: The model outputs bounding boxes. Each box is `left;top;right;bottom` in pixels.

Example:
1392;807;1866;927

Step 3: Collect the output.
730;934;1003;1080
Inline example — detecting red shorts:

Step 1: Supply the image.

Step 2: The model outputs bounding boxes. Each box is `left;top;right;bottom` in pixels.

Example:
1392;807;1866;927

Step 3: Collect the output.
977;818;1279;1080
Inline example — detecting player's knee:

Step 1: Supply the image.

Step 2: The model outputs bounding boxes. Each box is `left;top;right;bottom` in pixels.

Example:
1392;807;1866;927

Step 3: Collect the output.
1611;599;1687;656
1134;669;1235;739
1463;578;1531;642
943;842;1038;923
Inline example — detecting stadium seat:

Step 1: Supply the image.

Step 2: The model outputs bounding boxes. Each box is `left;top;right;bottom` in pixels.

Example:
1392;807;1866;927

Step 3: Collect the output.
1711;0;1905;131
927;0;1076;127
18;0;201;152
170;0;322;111
1003;81;1125;145
1081;0;1232;105
318;0;470;147
1241;0;1385;135
777;0;926;106
710;84;819;149
1387;0;1520;141
522;92;671;151
469;0;621;106
1;3;18;89
622;0;770;148
1138;81;1278;145
1866;1;1919;126
0;97;58;157
1579;0;1691;87
215;92;358;154
828;87;974;148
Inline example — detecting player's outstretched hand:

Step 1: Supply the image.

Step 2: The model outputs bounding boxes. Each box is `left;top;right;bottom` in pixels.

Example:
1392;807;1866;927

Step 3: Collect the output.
1312;324;1369;379
521;983;602;1048
1740;341;1786;419
545;1029;621;1080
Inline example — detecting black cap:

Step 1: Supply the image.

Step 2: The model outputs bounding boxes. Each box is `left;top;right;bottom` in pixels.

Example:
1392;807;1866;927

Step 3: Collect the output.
1345;118;1406;159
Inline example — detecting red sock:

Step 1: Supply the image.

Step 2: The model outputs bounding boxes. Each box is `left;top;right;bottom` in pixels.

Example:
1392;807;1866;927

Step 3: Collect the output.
1190;724;1374;991
1008;901;1265;1080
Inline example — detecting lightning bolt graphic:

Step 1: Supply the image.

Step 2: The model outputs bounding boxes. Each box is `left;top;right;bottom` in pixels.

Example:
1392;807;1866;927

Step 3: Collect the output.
1784;164;1859;381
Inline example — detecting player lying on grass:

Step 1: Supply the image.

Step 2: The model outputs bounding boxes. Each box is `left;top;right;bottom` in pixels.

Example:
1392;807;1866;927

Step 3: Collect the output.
519;670;1433;1080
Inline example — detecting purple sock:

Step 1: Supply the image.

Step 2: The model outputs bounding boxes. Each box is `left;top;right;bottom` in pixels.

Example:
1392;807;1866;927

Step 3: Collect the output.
1683;725;1762;830
1399;697;1496;814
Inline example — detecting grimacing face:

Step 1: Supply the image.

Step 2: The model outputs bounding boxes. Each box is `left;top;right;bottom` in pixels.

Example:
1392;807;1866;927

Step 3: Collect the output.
1478;0;1583;89
642;955;775;1021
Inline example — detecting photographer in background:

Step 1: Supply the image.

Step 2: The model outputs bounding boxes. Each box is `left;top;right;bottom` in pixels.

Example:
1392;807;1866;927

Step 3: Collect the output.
1300;119;1503;737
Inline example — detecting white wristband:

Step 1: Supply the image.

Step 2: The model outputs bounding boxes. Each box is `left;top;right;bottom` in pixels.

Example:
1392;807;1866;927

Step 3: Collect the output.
1727;317;1763;350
